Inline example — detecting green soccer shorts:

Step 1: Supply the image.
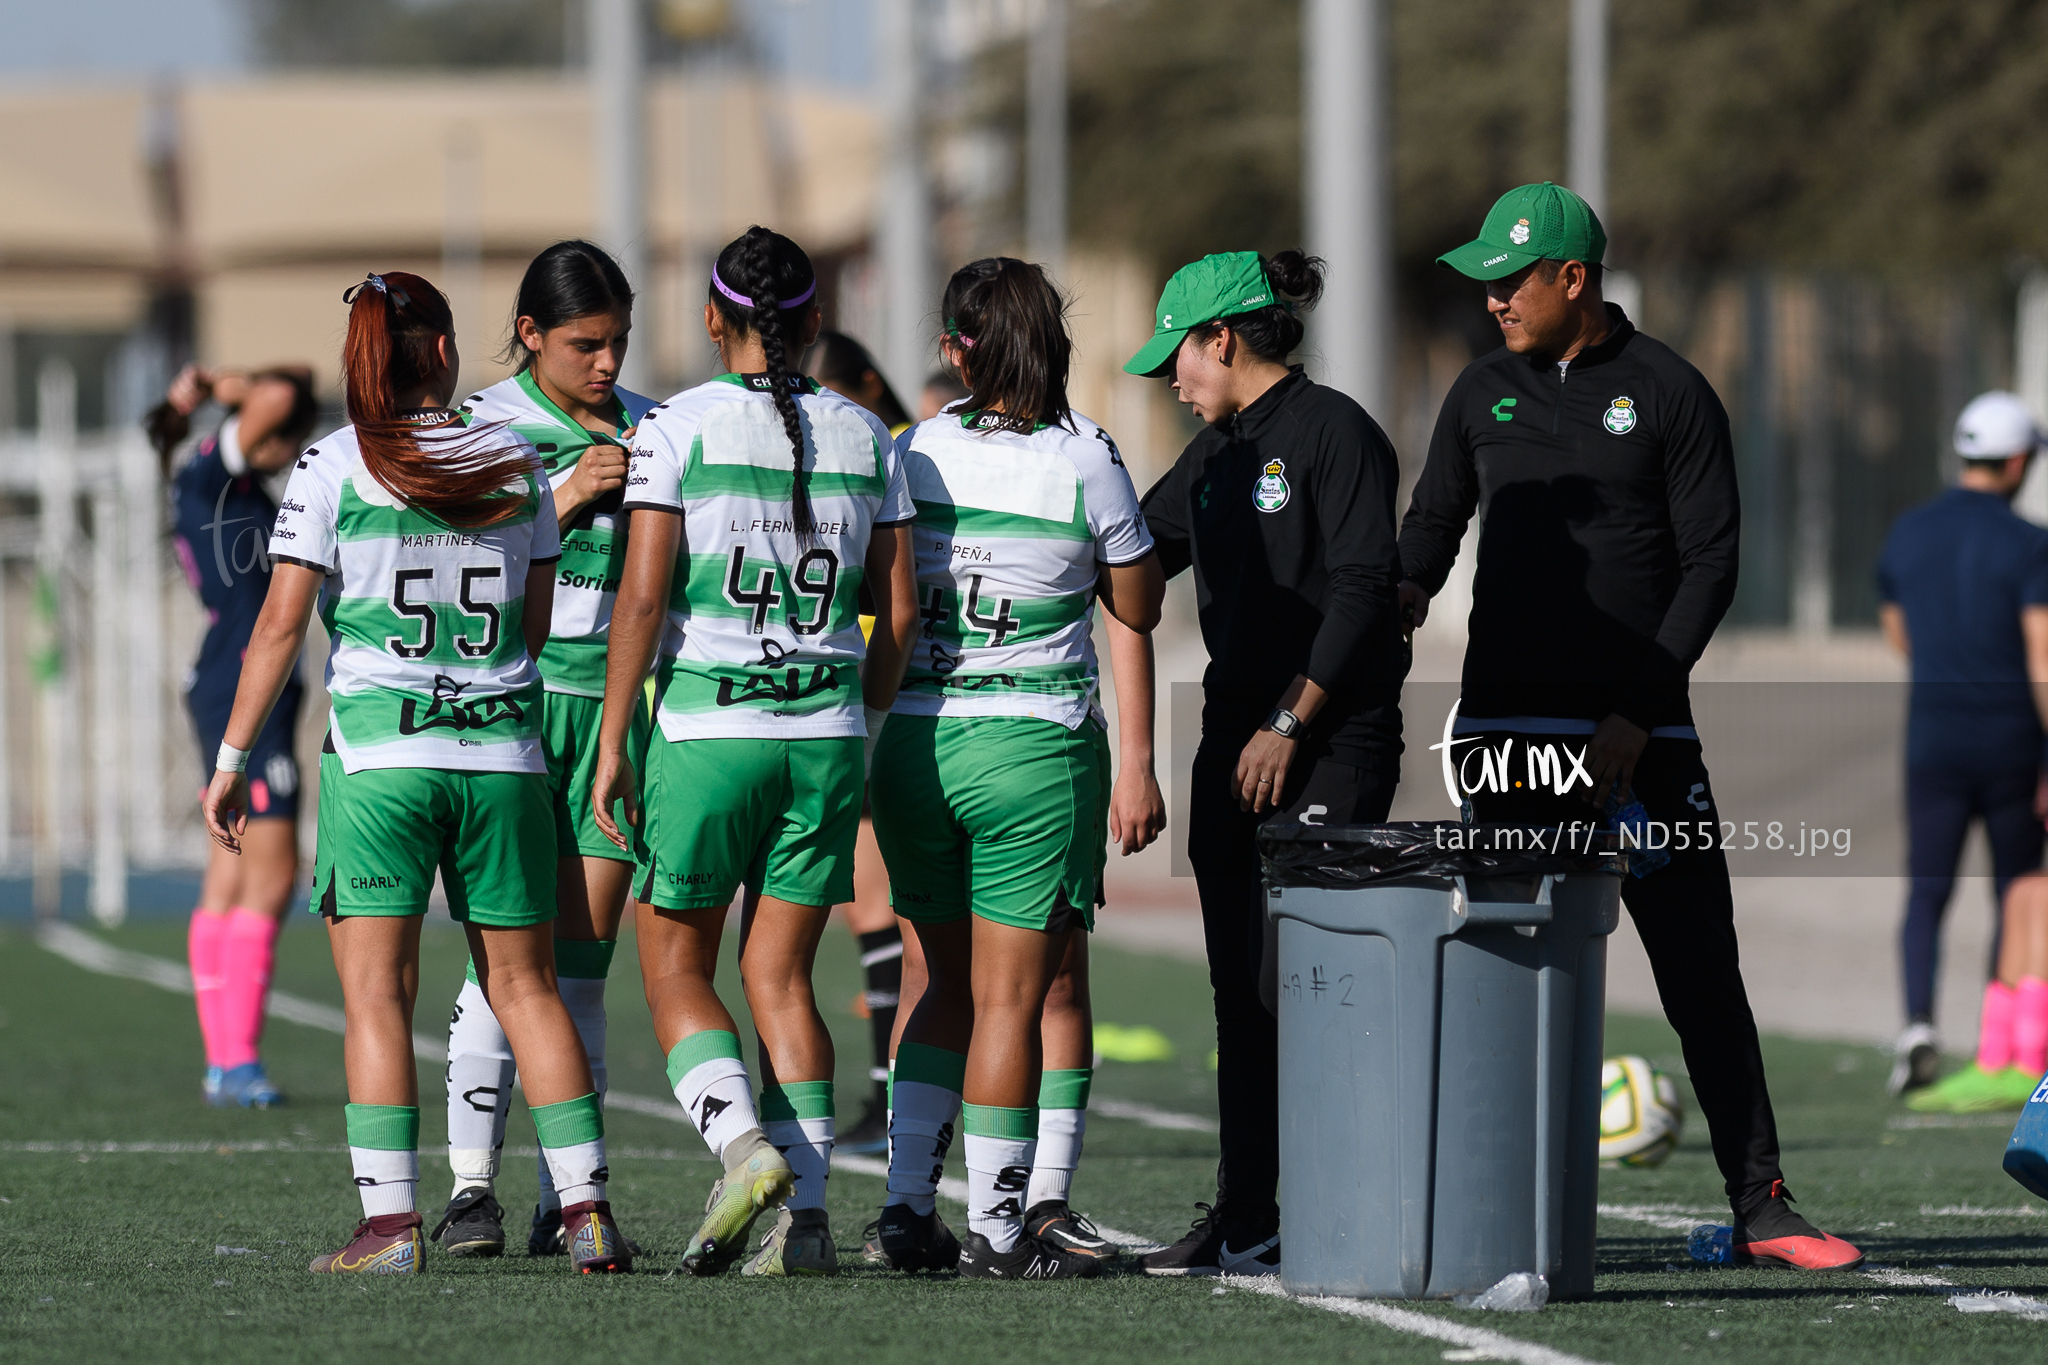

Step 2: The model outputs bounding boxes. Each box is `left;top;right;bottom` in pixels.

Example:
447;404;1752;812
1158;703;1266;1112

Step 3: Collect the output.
542;690;651;862
635;735;863;911
869;714;1109;932
310;753;556;927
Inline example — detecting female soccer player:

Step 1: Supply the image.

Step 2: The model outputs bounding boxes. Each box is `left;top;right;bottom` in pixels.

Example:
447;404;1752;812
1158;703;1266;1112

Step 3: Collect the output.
804;327;915;1154
201;270;629;1276
869;257;1164;1280
153;364;318;1109
431;240;655;1260
592;226;917;1278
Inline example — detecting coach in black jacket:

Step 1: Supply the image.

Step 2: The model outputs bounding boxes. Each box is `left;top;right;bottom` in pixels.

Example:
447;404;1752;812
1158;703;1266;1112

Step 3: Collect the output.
1400;181;1862;1271
1120;249;1407;1276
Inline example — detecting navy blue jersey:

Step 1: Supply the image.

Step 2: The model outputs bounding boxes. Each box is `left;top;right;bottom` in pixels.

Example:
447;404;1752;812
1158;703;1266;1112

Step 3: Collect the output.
171;421;301;728
1878;487;2048;772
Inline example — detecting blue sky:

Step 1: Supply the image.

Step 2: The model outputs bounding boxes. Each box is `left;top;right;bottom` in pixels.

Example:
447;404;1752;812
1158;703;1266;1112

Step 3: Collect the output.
0;0;872;86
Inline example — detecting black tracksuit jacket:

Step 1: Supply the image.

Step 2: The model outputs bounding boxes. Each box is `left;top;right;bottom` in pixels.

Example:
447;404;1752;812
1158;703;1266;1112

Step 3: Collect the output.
1140;367;1406;770
1397;306;1741;729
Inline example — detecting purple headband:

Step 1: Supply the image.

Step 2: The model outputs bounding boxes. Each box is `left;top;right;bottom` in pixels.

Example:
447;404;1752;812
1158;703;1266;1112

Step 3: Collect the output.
712;265;817;311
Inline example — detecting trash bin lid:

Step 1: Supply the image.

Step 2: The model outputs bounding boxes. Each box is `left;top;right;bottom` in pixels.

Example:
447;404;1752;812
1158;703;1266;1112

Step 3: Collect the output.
1258;820;1626;889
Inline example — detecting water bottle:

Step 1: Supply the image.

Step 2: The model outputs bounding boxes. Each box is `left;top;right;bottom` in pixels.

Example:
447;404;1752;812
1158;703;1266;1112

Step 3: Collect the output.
1687;1223;1734;1265
1608;793;1671;878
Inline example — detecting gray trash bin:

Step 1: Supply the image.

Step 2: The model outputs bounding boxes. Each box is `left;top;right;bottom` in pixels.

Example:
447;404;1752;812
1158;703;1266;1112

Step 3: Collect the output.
1260;823;1623;1301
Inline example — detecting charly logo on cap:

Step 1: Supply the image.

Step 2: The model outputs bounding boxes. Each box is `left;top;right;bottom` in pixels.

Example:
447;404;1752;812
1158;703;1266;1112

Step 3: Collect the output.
1604;397;1637;434
1509;217;1532;246
1254;459;1290;513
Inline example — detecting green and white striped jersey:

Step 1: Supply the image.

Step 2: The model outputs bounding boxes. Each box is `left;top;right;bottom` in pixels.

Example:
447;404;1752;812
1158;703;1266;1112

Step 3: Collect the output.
621;373;914;742
460;371;656;698
271;422;561;774
891;406;1152;729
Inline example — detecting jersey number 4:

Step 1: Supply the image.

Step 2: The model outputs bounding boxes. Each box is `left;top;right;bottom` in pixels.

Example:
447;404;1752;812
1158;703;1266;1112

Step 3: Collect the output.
724;545;838;636
387;566;501;660
963;574;1021;647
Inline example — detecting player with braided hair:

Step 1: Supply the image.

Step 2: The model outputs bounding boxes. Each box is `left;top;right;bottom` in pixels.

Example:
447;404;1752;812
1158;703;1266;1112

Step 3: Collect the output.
593;226;918;1277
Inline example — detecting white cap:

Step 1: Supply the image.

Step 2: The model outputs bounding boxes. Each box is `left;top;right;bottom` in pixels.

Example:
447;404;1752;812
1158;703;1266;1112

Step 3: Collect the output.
1954;391;2040;460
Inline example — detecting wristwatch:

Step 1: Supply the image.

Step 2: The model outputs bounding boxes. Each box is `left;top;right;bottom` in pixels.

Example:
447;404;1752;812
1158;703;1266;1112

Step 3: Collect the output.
1265;707;1304;739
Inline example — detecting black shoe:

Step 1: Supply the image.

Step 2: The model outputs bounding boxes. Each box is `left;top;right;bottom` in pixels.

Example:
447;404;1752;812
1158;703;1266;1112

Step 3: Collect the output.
528;1203;566;1257
430;1188;505;1258
1139;1202;1280;1277
956;1229;1101;1280
1025;1200;1121;1262
839;1098;890;1156
874;1202;961;1272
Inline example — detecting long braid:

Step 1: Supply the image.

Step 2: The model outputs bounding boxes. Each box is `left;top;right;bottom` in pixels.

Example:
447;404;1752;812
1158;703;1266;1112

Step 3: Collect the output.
717;227;816;546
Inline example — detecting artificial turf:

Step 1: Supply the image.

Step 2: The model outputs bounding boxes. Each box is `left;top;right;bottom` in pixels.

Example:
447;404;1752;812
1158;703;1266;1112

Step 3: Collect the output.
2;916;2046;1364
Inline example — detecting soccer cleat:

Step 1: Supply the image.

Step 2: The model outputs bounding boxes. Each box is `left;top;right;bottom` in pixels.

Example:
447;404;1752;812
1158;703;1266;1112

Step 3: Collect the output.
1887;1023;1941;1097
838;1098;890;1156
873;1202;962;1273
562;1199;633;1274
308;1212;422;1274
680;1134;795;1277
1905;1063;2038;1113
528;1204;566;1256
430;1187;505;1258
1024;1201;1121;1262
210;1062;283;1109
1733;1180;1864;1271
742;1206;839;1277
955;1229;1101;1280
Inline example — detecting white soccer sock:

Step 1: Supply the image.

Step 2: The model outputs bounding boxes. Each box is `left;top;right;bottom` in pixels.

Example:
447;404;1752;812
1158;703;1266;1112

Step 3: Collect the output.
1027;1105;1085;1209
445;975;514;1197
766;1116;834;1212
667;1031;760;1163
533;974;610;1211
352;1146;419;1219
887;1080;960;1218
963;1122;1036;1253
541;1138;607;1208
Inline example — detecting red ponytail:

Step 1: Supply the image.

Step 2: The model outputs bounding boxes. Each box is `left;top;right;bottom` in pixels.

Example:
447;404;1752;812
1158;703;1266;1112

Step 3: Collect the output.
342;271;533;528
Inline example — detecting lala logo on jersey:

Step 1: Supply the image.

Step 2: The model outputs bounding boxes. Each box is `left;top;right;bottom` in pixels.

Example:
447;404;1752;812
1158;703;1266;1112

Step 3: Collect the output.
1603;396;1638;435
398;675;527;735
714;662;842;707
1254;460;1290;513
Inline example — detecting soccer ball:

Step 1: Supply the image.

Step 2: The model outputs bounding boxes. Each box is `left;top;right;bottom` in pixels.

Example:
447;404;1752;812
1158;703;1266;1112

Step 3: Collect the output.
1598;1055;1683;1167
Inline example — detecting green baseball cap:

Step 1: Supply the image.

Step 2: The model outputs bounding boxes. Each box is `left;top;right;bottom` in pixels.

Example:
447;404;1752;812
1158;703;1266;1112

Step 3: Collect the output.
1437;182;1607;281
1123;251;1277;377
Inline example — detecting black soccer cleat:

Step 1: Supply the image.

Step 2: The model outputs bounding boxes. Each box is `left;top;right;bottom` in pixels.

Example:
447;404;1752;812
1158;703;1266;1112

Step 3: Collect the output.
873;1202;962;1273
955;1229;1101;1281
1025;1200;1121;1262
528;1203;566;1257
431;1187;506;1258
1140;1202;1280;1277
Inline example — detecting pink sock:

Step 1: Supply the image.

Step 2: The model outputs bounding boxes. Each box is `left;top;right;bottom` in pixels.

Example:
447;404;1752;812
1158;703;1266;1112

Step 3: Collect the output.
2014;977;2048;1077
188;910;232;1069
1978;981;2019;1072
218;909;282;1070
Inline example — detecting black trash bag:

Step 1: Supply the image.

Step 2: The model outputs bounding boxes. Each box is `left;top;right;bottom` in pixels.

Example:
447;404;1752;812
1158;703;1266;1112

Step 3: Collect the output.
1258;820;1627;889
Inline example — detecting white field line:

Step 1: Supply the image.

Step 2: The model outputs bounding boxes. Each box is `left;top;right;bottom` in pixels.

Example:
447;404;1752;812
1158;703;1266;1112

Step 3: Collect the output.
1228;1276;1612;1365
1595;1204;1722;1232
1920;1203;2047;1218
33;924;1659;1365
1887;1114;2016;1131
1948;1291;2048;1321
1865;1266;1954;1289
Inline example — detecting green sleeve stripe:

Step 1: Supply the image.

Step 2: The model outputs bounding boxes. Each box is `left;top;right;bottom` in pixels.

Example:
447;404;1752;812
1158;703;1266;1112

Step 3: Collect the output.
666;1030;744;1089
553;938;616;980
960;1102;1038;1140
760;1079;836;1121
530;1092;605;1148
344;1103;420;1152
893;1042;967;1093
1037;1067;1092;1110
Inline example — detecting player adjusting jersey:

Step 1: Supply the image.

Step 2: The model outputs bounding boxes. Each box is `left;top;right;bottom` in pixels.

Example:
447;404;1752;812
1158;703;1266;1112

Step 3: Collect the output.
620;373;914;742
892;406;1152;729
271;423;561;774
460;371;656;698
